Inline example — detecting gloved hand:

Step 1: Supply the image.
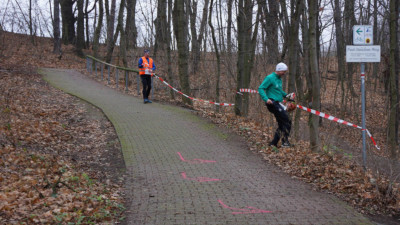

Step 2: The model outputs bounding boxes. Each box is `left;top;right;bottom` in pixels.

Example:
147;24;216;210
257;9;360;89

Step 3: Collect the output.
286;92;295;101
286;102;296;112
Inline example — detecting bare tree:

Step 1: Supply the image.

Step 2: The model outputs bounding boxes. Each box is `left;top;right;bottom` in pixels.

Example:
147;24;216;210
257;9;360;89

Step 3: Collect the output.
93;0;103;58
29;0;34;43
234;0;259;116
188;0;198;58
372;0;379;89
287;0;303;92
189;0;209;73
332;0;346;112
209;0;221;112
75;0;85;56
308;0;321;152
343;0;357;102
85;0;90;47
117;0;127;66
53;0;61;55
154;0;168;57
84;0;97;48
60;0;75;44
126;0;138;49
388;0;399;158
173;0;191;105
226;0;233;53
259;0;279;64
105;0;116;63
166;0;175;99
287;0;303;140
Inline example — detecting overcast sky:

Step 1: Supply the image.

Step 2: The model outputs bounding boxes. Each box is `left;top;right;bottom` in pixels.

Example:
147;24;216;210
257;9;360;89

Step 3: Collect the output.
1;0;341;53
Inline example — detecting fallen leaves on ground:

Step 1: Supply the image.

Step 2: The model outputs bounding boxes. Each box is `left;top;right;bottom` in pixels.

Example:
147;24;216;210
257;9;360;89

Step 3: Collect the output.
0;63;124;223
0;146;123;224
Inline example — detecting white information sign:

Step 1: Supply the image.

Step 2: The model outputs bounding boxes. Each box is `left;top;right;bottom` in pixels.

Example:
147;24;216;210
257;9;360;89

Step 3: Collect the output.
353;25;373;45
346;45;381;62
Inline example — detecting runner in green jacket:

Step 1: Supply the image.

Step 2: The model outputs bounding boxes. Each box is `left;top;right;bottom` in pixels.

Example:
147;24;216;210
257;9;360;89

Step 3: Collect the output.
258;62;294;148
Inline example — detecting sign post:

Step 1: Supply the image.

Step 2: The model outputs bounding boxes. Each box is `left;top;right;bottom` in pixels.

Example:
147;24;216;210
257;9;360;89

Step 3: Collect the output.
346;25;380;170
361;63;367;170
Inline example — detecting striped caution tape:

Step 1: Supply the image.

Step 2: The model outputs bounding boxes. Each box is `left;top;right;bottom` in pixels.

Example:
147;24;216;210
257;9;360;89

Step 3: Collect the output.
296;104;379;150
150;80;380;149
153;74;234;106
239;88;259;94
239;89;380;150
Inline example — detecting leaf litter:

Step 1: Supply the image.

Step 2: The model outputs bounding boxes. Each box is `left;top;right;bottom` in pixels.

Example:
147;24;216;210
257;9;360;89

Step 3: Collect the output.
1;33;125;224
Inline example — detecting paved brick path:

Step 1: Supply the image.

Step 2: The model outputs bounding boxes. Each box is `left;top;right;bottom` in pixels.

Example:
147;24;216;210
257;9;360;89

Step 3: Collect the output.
41;68;372;224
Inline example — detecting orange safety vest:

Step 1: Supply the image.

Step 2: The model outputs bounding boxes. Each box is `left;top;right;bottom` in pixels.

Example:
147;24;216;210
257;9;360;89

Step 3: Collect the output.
139;57;154;75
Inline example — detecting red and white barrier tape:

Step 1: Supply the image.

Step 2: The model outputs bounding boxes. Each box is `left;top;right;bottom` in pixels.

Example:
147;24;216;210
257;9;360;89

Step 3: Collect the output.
239;88;259;94
151;82;379;149
239;89;380;150
153;74;234;106
296;104;379;150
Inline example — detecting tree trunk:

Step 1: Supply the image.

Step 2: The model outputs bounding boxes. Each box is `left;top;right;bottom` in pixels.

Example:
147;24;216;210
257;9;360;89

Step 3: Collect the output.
287;0;302;92
105;0;117;63
234;0;257;116
166;0;175;99
372;0;379;84
60;0;75;44
288;0;303;140
29;0;34;44
154;0;168;57
279;0;290;63
117;0;127;67
344;0;357;99
227;0;233;53
75;0;85;57
84;0;89;48
264;0;279;64
333;0;346;114
301;9;312;102
217;0;224;52
209;0;221;112
308;0;321;152
388;0;399;158
53;0;61;55
173;0;191;105
190;0;209;73
126;0;138;50
189;0;198;62
93;0;103;58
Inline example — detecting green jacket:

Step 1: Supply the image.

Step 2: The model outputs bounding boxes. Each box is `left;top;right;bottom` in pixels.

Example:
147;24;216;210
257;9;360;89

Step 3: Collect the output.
258;72;287;102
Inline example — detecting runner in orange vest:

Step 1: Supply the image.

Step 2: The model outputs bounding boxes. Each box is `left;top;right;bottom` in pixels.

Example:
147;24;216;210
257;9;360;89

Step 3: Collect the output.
138;49;156;103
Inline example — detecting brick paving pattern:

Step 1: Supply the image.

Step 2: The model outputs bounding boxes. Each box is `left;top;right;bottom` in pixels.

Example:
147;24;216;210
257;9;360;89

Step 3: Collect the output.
41;68;372;224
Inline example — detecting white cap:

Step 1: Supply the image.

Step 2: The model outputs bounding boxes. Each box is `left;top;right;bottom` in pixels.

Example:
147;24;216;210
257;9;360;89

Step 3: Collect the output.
276;62;288;71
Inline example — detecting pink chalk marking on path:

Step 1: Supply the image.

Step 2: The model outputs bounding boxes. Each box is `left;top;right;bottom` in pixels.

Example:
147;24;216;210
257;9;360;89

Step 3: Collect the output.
218;199;272;214
181;172;221;182
177;152;216;164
